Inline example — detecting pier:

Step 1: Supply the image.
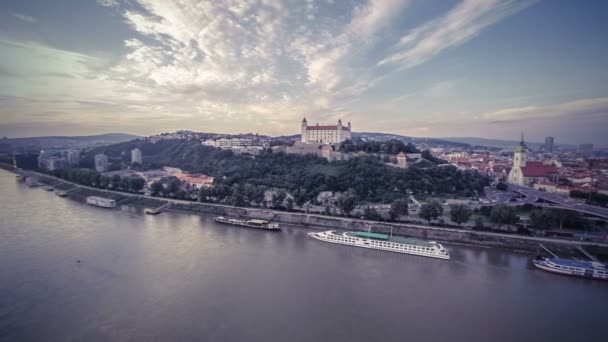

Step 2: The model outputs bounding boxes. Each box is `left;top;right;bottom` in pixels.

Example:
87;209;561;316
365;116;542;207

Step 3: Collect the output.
145;202;171;215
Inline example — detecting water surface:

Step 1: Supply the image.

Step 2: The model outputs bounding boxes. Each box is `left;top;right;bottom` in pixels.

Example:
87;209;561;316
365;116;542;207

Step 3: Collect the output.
1;170;606;341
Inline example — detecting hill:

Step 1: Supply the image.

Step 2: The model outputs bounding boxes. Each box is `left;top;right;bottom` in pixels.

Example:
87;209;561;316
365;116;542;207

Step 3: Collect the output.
79;138;488;203
3;133;141;151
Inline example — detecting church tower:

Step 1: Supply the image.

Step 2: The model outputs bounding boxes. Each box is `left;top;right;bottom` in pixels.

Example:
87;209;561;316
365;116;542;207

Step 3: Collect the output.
513;132;527;167
301;117;308;143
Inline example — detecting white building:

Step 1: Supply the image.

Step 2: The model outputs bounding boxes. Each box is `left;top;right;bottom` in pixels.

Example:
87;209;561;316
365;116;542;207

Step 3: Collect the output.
202;138;253;149
301;118;351;144
94;153;109;173
131;148;142;165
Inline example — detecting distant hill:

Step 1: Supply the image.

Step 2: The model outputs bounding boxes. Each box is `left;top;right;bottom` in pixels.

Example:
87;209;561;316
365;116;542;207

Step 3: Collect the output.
353;132;469;147
440;137;546;149
4;133;141;152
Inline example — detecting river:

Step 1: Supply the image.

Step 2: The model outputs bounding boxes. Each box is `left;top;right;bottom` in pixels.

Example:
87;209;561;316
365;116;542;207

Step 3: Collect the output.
0;169;606;342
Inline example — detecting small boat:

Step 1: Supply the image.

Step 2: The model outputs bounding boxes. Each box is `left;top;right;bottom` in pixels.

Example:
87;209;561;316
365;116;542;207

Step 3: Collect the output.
533;256;608;280
214;216;280;231
86;196;116;208
55;190;68;197
41;185;54;191
145;208;161;215
308;230;450;260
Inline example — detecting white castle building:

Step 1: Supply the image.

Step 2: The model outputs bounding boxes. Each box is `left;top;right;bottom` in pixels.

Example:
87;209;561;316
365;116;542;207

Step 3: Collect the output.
301;118;351;144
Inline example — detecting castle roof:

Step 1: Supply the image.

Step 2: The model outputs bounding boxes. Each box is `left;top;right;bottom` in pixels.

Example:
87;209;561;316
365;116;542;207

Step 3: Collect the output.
397;152;406;158
306;125;350;131
521;161;558;177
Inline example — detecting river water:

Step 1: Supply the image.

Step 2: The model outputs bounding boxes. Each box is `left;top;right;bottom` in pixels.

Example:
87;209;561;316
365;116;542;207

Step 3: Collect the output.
1;169;606;342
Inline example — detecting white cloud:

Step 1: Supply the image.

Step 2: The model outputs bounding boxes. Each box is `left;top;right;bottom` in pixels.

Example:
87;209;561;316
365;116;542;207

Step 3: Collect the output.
96;0;119;7
480;97;608;122
2;0;552;138
379;0;535;68
12;13;36;23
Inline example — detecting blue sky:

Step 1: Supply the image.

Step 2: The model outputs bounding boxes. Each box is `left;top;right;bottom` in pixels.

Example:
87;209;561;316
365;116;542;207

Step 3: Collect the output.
0;0;607;145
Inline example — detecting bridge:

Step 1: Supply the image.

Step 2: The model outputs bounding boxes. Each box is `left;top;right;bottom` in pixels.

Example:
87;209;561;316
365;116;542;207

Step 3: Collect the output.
509;184;608;219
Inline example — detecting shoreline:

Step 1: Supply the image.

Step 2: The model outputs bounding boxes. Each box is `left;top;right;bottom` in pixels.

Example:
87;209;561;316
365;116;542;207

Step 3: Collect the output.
3;165;608;257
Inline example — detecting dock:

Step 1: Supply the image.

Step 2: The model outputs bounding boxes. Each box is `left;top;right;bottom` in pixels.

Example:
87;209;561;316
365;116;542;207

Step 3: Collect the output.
538;244;559;258
576;245;599;262
145;202;171;215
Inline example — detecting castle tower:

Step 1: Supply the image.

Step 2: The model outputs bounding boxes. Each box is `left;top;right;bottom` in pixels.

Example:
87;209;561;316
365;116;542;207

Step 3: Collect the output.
301;117;308;143
513;132;527;168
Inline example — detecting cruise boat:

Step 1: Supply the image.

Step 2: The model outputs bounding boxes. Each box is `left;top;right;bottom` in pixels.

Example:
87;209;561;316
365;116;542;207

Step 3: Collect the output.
214;216;280;231
533;256;608;280
308;230;450;260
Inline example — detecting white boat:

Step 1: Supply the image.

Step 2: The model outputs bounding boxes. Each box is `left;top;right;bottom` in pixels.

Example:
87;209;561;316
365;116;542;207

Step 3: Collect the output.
214;216;280;231
85;196;116;208
533;256;608;280
308;230;450;260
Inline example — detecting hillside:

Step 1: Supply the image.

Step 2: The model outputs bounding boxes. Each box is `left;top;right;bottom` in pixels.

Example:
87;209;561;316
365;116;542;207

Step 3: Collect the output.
80;138;488;203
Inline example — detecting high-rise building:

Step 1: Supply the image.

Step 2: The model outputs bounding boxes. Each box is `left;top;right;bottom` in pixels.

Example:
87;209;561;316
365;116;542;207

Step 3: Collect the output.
94;153;109;173
578;144;593;157
131;148;142;165
544;136;554;153
64;150;80;166
301;118;352;144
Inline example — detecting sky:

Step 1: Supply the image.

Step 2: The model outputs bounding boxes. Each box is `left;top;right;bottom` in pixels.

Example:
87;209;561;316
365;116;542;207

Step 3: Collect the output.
0;0;607;145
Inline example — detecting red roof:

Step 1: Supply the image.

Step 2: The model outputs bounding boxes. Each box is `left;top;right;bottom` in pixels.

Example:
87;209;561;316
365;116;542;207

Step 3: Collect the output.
306;125;350;131
521;161;558;177
397;152;406;157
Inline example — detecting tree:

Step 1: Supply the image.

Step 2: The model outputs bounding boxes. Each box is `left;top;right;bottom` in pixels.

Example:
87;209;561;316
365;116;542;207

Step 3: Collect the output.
449;204;472;226
489;204;518;229
419;200;443;223
150;181;163;196
529;209;551;230
496;182;508;191
272;190;287;209
285;197;294;211
389;199;408;220
363;206;382;221
110;174;121;189
474;216;485;230
127;176;145;192
336;193;357;217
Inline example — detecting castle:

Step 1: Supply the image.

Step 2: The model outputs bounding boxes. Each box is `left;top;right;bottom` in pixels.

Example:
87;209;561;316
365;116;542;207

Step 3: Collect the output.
301;118;351;144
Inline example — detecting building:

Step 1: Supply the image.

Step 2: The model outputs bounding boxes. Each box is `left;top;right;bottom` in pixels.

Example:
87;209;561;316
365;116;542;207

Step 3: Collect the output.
301;118;351;144
397;152;408;168
578;144;593;157
64;150;80;166
507;135;559;186
94;153;109;173
544;136;554;153
131;148;142;165
202;138;253;149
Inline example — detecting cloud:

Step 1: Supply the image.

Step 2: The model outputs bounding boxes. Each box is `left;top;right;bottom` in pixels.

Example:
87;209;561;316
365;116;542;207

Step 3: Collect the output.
480;97;608;123
12;13;36;23
379;0;535;68
96;0;119;7
3;0;554;139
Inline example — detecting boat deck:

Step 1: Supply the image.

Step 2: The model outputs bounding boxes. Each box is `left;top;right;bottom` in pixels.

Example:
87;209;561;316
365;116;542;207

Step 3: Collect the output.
343;231;433;247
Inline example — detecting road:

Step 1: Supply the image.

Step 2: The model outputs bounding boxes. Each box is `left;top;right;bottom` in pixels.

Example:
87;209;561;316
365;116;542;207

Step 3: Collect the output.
509;184;608;219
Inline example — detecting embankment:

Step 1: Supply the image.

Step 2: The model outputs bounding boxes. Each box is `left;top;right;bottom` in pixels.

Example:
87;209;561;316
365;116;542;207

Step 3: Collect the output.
5;164;608;256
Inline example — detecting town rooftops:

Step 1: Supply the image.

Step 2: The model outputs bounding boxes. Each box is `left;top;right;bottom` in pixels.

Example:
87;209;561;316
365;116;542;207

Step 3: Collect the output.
521;161;558;177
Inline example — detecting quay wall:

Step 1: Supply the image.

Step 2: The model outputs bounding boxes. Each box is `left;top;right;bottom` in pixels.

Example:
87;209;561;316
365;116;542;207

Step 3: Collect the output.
4;164;608;255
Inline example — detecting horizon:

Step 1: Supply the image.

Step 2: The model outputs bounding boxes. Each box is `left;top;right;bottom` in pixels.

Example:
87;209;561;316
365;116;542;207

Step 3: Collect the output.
1;0;607;144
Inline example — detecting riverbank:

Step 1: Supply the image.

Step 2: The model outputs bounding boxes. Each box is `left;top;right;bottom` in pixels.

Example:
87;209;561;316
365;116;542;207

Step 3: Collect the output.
4;165;608;257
